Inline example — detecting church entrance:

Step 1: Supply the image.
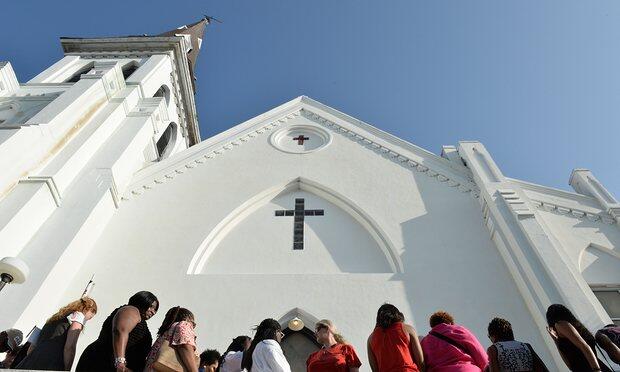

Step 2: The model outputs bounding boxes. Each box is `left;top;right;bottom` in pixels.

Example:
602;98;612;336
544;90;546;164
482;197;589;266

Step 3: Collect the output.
281;327;321;372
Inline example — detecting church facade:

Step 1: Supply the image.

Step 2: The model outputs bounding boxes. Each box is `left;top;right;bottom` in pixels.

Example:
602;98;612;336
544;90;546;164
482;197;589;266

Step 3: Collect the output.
0;20;619;371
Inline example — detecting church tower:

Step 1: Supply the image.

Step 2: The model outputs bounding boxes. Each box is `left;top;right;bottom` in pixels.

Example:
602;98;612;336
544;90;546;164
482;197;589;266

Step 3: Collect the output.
0;18;208;328
2;18;619;372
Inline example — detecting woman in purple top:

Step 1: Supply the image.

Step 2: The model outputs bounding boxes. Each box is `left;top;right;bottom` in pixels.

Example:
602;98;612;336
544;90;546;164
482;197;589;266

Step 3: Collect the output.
420;311;488;372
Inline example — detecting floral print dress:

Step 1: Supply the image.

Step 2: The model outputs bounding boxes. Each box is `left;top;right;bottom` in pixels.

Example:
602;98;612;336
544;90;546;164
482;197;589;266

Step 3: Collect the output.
144;320;197;372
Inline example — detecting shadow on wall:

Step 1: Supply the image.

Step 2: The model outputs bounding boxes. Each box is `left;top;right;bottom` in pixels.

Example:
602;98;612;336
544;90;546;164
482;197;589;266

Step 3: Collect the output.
580;244;620;284
392;168;557;366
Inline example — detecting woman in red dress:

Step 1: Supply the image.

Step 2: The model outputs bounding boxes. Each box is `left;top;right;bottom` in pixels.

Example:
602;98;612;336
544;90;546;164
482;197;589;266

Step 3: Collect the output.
306;319;362;372
367;303;425;372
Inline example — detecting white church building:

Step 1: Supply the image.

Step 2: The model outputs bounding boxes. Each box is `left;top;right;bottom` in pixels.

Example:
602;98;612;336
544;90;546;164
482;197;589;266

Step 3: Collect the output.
0;19;619;371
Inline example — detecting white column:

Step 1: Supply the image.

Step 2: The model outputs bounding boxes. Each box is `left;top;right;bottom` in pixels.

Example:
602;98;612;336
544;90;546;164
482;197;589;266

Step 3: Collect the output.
0;63;130;262
0;61;124;196
0;62;19;96
28;55;82;84
0;98;161;331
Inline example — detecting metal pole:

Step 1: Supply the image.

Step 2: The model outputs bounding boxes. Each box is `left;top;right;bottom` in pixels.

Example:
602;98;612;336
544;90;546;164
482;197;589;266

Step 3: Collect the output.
0;273;13;293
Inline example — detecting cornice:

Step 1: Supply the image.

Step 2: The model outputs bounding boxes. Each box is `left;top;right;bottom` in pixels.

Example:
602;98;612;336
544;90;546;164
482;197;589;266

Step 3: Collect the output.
122;110;302;200
122;108;480;201
508;177;599;206
298;96;473;178
298;109;480;197
531;199;615;225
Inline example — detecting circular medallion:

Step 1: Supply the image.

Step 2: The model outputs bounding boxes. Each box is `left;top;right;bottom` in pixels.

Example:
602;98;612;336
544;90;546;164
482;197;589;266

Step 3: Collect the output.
270;125;331;154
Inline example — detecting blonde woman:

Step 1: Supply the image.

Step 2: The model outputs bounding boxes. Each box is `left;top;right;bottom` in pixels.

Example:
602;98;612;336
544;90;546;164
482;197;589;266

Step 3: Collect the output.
307;319;361;372
16;297;97;371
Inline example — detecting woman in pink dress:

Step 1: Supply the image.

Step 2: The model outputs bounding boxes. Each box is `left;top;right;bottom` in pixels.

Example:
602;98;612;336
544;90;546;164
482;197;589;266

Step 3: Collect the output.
420;311;488;372
144;306;198;372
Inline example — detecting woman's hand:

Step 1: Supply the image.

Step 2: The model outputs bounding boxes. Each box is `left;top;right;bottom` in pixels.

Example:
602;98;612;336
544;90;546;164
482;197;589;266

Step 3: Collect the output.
114;358;133;372
114;363;132;372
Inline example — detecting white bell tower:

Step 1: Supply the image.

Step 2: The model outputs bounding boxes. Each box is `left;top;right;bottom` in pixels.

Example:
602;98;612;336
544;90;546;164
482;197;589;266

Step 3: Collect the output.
0;18;208;330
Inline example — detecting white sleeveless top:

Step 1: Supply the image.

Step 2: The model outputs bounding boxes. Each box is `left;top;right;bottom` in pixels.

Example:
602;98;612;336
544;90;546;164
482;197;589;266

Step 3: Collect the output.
494;340;533;372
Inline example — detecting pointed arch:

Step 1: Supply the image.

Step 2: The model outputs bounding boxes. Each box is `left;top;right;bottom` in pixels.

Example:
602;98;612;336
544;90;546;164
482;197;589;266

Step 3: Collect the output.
156;122;178;160
578;243;620;272
277;308;322;370
578;243;620;284
187;177;403;274
277;307;321;331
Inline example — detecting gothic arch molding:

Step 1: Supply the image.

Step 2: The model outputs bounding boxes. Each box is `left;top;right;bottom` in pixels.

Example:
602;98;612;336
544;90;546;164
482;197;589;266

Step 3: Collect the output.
578;243;620;272
187;177;403;274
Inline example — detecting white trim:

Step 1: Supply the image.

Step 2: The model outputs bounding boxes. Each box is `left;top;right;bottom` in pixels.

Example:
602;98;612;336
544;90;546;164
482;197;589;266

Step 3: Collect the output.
124;98;479;200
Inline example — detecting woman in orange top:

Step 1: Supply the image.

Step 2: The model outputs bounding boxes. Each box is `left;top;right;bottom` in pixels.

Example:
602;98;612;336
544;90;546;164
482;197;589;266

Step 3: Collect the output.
367;303;425;372
306;319;361;372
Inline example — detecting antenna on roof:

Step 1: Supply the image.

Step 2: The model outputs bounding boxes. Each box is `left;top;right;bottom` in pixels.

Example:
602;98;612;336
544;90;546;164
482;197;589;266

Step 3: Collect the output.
203;14;223;24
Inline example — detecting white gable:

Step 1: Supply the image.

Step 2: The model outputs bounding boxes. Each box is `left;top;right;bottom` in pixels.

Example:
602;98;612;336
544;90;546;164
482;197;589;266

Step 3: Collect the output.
45;97;564;370
3;89;619;371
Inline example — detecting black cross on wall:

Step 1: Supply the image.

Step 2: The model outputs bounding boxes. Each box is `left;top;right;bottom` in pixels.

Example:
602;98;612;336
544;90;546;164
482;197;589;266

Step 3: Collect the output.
293;135;309;145
275;198;324;250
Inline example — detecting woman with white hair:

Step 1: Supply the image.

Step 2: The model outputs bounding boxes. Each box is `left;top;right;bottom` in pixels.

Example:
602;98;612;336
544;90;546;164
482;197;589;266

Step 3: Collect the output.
306;319;361;372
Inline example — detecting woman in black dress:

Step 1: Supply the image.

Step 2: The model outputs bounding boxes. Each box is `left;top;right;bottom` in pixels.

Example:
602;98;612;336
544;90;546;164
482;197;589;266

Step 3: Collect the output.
16;297;98;371
546;304;611;371
76;291;159;372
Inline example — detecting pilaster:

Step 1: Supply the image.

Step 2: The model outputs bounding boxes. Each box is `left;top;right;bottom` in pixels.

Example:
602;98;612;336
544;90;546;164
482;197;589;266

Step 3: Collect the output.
569;169;620;224
0;169;117;331
0;62;19;96
27;56;82;84
458;141;613;369
0;61;123;200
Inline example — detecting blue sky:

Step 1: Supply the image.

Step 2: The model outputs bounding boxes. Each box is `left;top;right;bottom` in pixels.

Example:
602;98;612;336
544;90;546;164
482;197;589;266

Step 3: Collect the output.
2;1;619;196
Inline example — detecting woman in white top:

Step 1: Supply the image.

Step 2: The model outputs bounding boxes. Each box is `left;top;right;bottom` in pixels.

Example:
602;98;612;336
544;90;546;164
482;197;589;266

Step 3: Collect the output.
486;317;548;372
241;319;291;372
219;335;251;372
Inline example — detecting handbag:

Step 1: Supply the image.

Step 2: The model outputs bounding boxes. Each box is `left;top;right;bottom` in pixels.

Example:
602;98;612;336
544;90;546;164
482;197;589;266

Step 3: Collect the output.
151;323;199;372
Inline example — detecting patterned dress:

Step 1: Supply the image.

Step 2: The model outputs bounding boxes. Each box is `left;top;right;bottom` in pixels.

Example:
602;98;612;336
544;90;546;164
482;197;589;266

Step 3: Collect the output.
493;341;533;372
144;320;197;372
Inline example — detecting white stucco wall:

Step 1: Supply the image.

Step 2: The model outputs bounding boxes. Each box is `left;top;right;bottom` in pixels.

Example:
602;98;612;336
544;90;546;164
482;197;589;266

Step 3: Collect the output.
54;111;558;370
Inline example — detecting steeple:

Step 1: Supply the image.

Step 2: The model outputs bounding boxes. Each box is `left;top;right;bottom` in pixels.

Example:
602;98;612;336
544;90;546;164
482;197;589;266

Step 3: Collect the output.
59;17;211;146
158;17;209;84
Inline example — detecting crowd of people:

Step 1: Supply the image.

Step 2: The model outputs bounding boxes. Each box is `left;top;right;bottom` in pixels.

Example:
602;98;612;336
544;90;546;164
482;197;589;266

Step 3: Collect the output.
0;291;619;371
